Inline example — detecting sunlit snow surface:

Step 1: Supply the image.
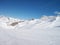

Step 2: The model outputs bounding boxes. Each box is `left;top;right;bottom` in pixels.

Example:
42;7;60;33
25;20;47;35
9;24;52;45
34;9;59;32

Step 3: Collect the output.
0;16;60;45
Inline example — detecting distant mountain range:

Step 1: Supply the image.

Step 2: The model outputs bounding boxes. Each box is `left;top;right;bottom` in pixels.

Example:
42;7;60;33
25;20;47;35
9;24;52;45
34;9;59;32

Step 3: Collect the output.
0;15;60;29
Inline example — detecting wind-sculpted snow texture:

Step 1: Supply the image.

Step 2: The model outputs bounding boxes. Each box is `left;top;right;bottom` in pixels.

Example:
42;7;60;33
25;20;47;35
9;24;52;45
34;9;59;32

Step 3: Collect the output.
0;16;60;45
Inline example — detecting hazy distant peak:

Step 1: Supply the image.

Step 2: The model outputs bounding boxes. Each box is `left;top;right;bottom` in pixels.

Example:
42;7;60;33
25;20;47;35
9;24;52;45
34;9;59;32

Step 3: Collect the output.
40;15;57;22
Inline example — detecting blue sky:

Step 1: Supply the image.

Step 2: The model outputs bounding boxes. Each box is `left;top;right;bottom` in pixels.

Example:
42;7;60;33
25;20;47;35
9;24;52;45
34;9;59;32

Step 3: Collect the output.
0;0;60;19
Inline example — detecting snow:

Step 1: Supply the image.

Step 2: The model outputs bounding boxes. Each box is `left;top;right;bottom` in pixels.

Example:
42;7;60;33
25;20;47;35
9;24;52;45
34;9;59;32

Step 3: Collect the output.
0;15;60;45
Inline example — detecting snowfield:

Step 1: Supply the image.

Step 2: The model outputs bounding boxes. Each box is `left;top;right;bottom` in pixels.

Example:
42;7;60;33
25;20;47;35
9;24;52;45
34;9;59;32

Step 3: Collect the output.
0;15;60;45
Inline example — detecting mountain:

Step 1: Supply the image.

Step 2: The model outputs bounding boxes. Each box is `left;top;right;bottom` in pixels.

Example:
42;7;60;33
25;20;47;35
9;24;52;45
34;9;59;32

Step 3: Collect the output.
0;15;60;45
0;16;24;29
0;15;60;29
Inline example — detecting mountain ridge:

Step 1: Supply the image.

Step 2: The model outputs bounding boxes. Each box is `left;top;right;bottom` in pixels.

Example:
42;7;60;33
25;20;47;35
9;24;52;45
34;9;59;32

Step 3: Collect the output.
0;15;60;29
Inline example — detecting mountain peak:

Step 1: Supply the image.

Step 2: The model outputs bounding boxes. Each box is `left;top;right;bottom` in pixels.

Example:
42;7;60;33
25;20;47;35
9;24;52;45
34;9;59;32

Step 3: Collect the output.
40;15;57;22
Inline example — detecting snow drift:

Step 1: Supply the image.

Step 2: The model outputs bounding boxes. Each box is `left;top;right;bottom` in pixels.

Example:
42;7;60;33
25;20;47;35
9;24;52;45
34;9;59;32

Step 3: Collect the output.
0;15;60;45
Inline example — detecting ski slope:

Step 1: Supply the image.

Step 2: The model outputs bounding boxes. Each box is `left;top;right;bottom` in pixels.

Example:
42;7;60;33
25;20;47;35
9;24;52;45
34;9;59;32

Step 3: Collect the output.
0;15;60;45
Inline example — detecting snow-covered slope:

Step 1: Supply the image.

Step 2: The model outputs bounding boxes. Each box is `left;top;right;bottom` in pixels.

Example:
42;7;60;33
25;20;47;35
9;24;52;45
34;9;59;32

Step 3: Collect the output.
0;15;60;45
